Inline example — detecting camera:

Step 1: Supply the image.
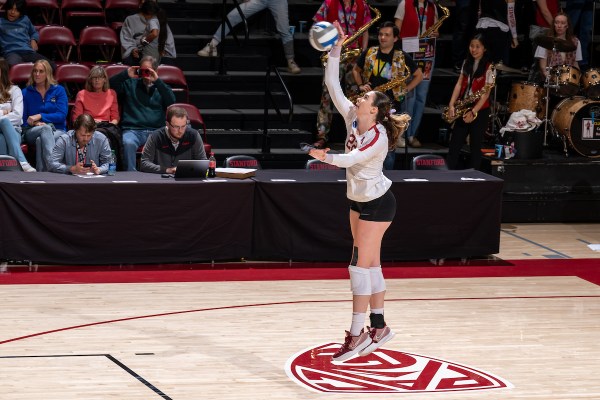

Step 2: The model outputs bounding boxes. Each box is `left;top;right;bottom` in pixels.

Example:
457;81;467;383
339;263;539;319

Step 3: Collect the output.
136;68;151;78
83;163;92;168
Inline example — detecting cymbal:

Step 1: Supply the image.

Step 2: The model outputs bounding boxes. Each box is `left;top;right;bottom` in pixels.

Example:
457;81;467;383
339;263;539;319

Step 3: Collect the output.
534;35;577;52
495;62;528;74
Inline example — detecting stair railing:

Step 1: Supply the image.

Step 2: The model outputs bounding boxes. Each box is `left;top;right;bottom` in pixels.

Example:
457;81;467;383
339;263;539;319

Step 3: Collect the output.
218;0;250;75
262;65;294;153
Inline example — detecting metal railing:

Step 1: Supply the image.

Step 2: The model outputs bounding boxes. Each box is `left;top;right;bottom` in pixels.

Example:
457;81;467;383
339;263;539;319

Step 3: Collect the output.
218;0;250;75
262;65;294;153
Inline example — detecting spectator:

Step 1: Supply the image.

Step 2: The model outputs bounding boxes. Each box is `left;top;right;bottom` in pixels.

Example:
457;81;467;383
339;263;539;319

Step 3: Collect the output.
197;0;300;74
140;0;177;65
566;0;593;71
312;0;372;148
475;0;518;65
21;59;68;171
141;106;207;173
0;0;55;69
0;57;35;172
72;66;123;170
50;114;111;175
452;0;476;72
120;0;161;66
528;0;559;81
109;56;176;171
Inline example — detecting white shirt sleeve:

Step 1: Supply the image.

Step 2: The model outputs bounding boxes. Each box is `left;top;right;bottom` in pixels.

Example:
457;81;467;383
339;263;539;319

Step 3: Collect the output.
326;128;388;168
324;47;354;121
394;1;406;20
7;86;23;127
576;40;582;61
534;45;547;59
507;1;517;38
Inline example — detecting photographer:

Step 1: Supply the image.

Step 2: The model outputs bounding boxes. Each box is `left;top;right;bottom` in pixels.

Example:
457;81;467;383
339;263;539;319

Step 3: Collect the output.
49;114;111;175
109;56;176;171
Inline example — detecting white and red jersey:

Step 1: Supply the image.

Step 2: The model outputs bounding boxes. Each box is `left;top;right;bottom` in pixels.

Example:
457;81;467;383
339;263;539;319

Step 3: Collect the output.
323;47;392;202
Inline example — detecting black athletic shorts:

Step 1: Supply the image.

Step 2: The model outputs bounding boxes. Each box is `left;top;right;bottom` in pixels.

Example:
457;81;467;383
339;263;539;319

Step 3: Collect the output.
349;189;396;222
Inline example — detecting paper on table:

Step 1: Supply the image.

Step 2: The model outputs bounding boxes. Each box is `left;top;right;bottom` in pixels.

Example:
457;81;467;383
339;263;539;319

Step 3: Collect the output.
271;179;296;182
587;244;600;251
112;180;139;183
461;177;485;181
403;178;429;182
20;180;46;183
76;174;105;178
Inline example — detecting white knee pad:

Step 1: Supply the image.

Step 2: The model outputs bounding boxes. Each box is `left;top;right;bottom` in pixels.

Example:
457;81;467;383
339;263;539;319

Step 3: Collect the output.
370;266;386;294
348;266;371;296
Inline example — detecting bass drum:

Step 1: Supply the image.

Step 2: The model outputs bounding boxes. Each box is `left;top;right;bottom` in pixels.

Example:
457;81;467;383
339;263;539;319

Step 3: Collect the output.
508;81;546;118
551;96;600;157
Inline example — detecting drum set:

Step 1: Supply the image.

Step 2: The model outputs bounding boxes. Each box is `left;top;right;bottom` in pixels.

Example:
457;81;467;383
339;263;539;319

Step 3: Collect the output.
497;36;600;158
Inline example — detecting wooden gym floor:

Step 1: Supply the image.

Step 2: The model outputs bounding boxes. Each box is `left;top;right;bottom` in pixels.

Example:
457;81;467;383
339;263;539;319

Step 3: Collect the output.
1;223;599;399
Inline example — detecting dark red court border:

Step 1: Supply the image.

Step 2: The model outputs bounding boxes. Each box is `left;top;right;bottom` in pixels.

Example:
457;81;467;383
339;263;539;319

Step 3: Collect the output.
1;259;599;286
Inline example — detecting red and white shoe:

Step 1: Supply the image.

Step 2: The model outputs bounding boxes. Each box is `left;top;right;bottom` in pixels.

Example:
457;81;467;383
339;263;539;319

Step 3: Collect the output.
332;329;372;362
358;325;395;356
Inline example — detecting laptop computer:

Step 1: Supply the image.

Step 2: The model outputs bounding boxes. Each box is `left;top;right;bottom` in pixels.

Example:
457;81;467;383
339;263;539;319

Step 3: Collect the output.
174;160;210;180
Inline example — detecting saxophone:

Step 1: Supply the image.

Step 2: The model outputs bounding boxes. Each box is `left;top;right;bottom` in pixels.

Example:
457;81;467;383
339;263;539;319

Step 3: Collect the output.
442;65;496;124
348;52;411;103
420;0;450;38
320;3;381;66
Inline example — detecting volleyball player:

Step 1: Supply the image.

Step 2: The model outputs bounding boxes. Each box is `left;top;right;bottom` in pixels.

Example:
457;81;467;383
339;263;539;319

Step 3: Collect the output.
308;21;410;361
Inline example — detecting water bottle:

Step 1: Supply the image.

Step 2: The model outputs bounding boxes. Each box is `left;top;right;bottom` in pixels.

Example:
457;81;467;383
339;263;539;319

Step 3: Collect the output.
108;150;117;176
207;152;216;178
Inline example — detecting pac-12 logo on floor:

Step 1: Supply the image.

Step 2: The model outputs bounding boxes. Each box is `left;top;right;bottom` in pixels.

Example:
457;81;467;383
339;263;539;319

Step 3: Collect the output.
285;343;513;393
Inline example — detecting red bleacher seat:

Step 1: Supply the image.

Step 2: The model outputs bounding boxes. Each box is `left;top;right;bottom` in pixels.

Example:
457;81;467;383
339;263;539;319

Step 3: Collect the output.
78;26;119;63
9;63;34;88
157;65;189;103
38;25;76;62
26;0;60;24
60;0;105;26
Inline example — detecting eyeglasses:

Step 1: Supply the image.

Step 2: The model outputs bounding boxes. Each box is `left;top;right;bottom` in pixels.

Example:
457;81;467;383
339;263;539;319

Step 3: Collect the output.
168;121;187;131
91;76;105;80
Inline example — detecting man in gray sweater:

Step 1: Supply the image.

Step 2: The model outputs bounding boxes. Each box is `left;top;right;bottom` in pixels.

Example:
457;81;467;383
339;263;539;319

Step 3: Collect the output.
140;106;207;174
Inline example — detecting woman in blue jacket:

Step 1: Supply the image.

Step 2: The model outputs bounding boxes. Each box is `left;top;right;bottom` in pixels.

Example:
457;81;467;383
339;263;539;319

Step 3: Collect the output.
22;59;68;171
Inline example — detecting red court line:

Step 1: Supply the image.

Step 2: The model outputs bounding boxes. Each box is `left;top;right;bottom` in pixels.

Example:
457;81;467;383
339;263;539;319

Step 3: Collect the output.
0;259;599;285
2;294;599;347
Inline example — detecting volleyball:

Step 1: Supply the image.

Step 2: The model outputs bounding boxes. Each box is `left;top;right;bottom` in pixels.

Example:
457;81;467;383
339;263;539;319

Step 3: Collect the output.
308;21;339;51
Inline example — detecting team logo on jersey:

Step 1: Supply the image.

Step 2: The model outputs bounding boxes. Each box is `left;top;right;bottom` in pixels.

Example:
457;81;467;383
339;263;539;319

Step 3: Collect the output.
285;343;513;394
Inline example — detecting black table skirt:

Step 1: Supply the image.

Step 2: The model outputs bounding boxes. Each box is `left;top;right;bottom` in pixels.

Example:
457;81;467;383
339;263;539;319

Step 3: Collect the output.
0;169;503;264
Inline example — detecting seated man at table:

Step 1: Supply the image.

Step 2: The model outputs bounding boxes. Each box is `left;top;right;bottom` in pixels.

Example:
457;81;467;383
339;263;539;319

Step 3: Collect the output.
49;113;111;175
140;106;207;174
109;55;176;171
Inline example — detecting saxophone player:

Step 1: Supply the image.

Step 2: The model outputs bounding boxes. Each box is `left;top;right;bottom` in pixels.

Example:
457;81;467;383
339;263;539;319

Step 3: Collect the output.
352;21;423;169
446;34;494;171
312;0;373;149
395;0;442;148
